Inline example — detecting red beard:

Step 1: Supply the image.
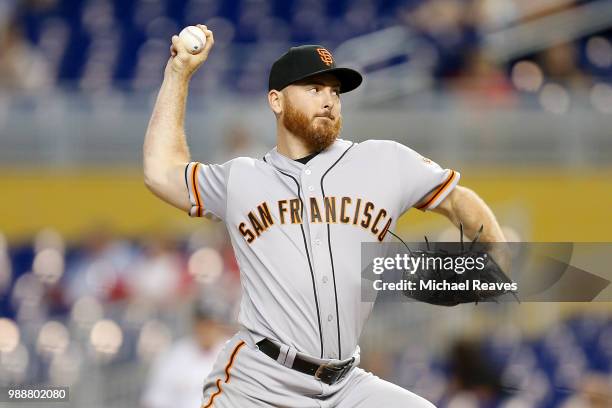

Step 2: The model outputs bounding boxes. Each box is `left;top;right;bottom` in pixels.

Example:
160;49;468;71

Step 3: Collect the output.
282;101;343;153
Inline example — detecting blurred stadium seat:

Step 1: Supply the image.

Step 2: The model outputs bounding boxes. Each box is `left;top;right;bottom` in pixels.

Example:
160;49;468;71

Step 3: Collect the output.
2;0;609;95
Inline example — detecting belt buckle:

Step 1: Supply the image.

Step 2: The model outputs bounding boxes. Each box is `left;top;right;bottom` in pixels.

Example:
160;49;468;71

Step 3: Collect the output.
314;358;354;385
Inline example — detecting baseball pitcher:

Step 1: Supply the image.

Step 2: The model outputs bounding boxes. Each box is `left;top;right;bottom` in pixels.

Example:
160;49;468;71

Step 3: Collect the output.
143;25;509;408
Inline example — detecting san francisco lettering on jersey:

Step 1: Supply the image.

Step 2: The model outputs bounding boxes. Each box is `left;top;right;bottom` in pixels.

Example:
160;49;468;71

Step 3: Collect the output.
238;196;392;243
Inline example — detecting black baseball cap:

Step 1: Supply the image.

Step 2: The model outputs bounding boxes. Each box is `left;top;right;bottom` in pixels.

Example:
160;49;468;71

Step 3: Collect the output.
268;45;363;94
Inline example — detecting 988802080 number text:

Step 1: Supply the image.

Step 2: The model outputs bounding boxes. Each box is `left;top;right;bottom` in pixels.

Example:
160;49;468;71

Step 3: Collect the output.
2;386;69;402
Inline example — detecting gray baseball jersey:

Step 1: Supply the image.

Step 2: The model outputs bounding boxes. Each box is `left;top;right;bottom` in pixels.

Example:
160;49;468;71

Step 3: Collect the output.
185;138;459;363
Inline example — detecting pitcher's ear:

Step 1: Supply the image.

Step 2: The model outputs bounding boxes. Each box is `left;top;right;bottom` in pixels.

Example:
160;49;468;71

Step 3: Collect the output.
268;90;283;115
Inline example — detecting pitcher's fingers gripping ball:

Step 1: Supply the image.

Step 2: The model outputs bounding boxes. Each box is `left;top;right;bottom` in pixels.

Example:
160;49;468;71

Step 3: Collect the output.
168;24;214;77
179;25;207;54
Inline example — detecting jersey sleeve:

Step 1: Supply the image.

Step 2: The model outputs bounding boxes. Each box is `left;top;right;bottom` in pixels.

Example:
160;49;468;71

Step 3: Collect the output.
184;160;233;220
394;142;460;214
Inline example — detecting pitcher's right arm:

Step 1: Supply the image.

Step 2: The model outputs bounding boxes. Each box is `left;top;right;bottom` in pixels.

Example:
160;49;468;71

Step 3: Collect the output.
143;24;214;212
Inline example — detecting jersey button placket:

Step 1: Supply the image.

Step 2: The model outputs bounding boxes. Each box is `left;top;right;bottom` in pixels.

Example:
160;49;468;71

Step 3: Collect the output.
302;175;339;359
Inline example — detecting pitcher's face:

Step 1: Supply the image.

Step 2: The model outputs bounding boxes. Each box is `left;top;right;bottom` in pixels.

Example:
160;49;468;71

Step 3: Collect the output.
280;73;343;152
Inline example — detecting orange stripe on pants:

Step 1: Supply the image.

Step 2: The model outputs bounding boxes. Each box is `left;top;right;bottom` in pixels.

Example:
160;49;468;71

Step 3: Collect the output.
202;340;246;408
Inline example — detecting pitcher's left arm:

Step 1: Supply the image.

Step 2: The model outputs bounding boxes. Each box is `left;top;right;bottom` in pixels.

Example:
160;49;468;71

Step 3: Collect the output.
417;185;510;270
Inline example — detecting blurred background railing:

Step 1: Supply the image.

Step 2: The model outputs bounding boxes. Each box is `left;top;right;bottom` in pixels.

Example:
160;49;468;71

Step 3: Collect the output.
1;93;612;166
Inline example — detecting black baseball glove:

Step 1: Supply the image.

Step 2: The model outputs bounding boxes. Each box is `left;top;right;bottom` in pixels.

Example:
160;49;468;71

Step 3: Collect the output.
400;224;519;306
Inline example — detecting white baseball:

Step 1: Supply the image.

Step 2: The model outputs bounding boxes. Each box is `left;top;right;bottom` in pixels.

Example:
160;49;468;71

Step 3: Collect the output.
179;26;207;54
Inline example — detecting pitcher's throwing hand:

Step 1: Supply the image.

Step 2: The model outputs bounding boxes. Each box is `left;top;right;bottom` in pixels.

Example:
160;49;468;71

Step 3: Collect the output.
167;24;214;79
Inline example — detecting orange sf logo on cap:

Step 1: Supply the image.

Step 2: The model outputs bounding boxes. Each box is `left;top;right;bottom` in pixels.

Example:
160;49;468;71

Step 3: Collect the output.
316;48;334;66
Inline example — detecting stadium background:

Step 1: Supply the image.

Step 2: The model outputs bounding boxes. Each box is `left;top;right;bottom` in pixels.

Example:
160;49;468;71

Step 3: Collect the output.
1;0;611;407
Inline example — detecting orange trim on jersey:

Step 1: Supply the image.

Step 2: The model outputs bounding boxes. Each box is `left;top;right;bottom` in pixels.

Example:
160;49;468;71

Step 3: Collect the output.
191;162;203;217
202;341;246;408
416;170;456;210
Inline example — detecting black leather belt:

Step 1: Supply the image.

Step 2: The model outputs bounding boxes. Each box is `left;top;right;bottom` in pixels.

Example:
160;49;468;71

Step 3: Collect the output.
256;338;355;385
